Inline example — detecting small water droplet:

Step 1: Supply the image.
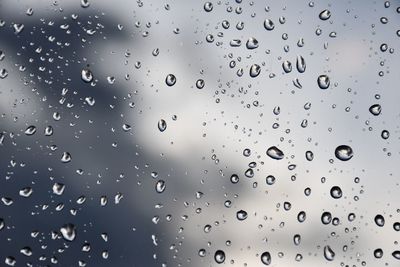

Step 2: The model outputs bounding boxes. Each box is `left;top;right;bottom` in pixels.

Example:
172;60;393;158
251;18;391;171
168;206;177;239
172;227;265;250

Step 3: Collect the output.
196;79;205;89
204;2;213;12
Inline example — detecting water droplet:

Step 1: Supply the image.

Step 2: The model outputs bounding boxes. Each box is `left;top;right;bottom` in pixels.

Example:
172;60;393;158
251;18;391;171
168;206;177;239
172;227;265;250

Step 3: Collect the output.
261;251;271;265
19;187;33;198
165;74;176;86
13;23;24;34
5;256;16;266
214;250;225;264
24;125;36;136
158;119;167;132
0;218;4;231
374;248;383;258
374;214;385;227
44;126;53;136
236;210;248;220
196;79;205;89
369;104;382;116
266;175;276;185
246;37;259;49
230;174;239;184
264;19;275;30
20;247;32;256
305;151;314;161
334;145;353;161
319;9;331;20
393;222;400;231
317;75;330;89
266;146;284;160
199;249;206;257
204;2;213;12
323;245;335;261
53;182;65;195
155;180;166;193
85;96;95;106
61;152;72;163
392;251;400;260
0;68;8;79
282;60;292;73
244;168;254;178
81;68;93;83
298;211;306;222
250;64;261;77
230;39;242;47
381;130;390;139
296;55;306;73
321;211;332;224
81;0;90;8
60;223;76;241
330;186;342;199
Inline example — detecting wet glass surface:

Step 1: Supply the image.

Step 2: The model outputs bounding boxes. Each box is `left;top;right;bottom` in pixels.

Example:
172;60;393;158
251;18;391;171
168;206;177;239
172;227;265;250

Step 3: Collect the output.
1;0;400;266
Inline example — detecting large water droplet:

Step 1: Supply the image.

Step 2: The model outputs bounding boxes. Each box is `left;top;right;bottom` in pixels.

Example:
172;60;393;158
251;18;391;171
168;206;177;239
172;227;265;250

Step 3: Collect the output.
282;60;292;73
165;74;176;86
317;75;330;89
60;223;76;241
214;250;225;264
296;55;306;73
319;9;331;20
0;68;8;79
393;251;400;260
155;180;166;193
81;68;93;83
374;214;385;227
158;119;167;132
236;210;248;220
266;146;284;160
230;174;239;184
61;152;72;163
53;182;65;195
321;211;332;225
374;248;383;258
264;19;275;30
204;2;213;12
24;125;36;136
330;186;342;199
369;104;382;116
246;37;259;49
250;64;261;78
196;79;205;89
334;145;353;161
323;245;335;261
261;251;271;265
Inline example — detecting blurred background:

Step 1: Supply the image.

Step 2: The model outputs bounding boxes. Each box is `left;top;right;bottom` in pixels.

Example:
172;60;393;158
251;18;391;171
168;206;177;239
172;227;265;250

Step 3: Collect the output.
0;0;400;266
